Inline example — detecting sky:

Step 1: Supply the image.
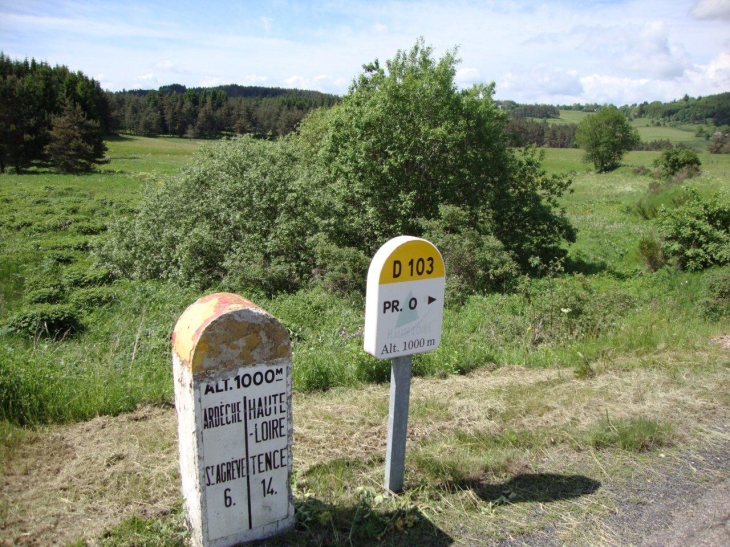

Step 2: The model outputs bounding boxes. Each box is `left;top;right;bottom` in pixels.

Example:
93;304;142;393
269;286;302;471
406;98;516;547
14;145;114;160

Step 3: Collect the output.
1;0;729;105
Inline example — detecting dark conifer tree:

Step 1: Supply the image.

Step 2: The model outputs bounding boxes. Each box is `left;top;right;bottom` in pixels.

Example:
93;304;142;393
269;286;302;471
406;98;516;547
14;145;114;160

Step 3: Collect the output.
44;101;108;172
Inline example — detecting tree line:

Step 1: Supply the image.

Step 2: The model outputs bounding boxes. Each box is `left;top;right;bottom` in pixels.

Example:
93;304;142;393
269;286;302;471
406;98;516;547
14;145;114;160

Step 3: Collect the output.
633;93;730;125
4;50;729;175
497;101;561;119
505;118;577;148
106;85;339;138
0;53;111;172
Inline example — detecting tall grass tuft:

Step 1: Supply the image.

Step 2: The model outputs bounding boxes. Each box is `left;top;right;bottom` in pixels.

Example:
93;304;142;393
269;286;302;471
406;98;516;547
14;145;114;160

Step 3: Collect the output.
587;416;673;452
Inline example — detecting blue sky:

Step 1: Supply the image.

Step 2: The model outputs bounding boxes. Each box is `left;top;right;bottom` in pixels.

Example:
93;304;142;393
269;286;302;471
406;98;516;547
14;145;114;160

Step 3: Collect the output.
1;0;729;105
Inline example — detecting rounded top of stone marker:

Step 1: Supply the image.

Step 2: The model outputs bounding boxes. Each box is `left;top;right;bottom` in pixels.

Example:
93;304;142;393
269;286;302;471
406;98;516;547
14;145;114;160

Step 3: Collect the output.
172;292;291;373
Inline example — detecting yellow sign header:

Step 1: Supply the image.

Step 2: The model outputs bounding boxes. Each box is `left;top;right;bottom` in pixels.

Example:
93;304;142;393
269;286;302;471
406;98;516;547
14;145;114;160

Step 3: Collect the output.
378;239;445;284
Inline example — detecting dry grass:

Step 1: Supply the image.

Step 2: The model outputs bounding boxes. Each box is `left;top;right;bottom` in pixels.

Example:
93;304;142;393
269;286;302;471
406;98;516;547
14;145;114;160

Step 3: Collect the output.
1;348;728;545
0;405;180;546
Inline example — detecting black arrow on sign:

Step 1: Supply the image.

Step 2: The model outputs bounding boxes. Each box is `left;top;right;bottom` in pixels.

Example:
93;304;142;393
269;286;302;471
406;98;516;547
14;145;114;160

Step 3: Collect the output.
428;296;437;305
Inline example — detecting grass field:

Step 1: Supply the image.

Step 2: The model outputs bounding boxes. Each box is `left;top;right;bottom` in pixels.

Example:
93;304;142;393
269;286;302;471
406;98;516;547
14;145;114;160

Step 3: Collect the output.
551;110;590;125
550;110;712;150
630;120;708;150
1;136;729;545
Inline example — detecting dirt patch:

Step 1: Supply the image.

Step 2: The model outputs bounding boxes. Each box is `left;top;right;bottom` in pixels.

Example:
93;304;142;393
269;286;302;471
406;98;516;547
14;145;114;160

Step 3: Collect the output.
713;335;730;349
492;435;730;547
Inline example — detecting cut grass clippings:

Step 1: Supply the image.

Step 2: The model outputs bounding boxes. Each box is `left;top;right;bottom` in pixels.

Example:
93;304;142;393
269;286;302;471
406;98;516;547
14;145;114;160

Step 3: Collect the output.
1;355;728;546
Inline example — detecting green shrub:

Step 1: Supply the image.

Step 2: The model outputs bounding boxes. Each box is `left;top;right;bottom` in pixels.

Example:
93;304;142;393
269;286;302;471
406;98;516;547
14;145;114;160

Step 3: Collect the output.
47;251;76;265
699;267;730;320
708;130;730;154
62;266;113;289
657;188;730;271
98;136;310;294
4;304;83;339
420;205;519;302
69;286;118;310
25;287;64;304
72;220;107;235
308;236;370;296
638;235;665;272
653;148;701;180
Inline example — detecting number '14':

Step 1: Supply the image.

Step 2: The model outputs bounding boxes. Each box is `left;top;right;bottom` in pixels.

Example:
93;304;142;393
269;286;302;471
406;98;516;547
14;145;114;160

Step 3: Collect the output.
261;477;275;497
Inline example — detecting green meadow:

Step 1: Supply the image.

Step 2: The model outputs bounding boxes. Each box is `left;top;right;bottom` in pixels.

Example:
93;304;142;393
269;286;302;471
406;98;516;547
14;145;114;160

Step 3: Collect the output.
551;109;590;125
1;135;729;545
552;109;712;150
1;136;730;424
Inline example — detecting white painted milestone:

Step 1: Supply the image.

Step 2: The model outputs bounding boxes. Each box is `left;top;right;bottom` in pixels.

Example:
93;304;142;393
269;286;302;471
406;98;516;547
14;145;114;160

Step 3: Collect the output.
199;363;289;540
364;236;446;359
172;292;294;547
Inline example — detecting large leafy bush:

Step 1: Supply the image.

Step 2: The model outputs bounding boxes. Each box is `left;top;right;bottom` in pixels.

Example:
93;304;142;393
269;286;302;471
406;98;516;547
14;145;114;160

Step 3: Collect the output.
657;188;730;271
100;41;575;296
652;148;701;180
311;41;575;268
99;136;315;293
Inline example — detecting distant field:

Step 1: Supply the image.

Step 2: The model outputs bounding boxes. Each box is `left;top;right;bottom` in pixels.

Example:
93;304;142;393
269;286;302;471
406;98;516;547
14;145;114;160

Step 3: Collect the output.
631;121;708;150
101;134;205;174
549;109;710;150
551;109;590;125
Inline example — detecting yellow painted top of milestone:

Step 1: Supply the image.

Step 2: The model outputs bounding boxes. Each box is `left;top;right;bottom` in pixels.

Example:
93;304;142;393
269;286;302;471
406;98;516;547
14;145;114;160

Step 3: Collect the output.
379;239;445;284
172;292;290;374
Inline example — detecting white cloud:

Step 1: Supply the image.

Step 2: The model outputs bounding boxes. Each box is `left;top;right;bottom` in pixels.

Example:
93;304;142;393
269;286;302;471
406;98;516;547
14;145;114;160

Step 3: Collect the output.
578;44;730;104
133;73;160;88
200;76;224;87
260;16;273;32
579;74;655;105
691;0;730;21
455;67;481;87
576;21;691;80
154;60;190;74
95;73;116;89
371;23;388;34
239;74;268;85
1;11;176;40
282;75;309;88
282;74;346;93
498;68;584;102
683;47;730;94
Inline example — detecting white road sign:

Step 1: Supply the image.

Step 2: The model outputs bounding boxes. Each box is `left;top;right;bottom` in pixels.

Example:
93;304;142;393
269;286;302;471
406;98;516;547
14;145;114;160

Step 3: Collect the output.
364;236;445;359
